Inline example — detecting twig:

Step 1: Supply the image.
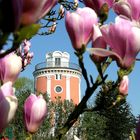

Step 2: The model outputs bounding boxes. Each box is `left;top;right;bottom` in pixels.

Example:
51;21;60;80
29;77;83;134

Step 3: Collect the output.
78;56;90;88
55;58;112;139
0;34;21;58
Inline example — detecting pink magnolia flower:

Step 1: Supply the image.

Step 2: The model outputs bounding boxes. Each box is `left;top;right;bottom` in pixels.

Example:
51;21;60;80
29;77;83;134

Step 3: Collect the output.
0;82;18;133
23;39;31;54
83;0;114;15
88;16;140;68
90;25;107;63
25;52;34;65
21;0;58;25
119;75;129;96
65;7;98;51
0;52;22;84
19;39;34;68
113;0;140;21
0;0;23;32
0;0;58;32
24;94;47;133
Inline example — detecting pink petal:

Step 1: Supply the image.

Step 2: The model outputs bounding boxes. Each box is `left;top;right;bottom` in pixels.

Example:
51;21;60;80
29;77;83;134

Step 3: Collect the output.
24;94;37;126
113;1;132;19
0;0;23;32
128;0;140;20
0;82;14;97
39;0;58;19
0;83;17;133
100;16;140;68
24;94;47;133
83;0;113;14
87;48;123;66
91;25;107;62
119;75;129;95
21;0;57;25
65;12;84;50
65;7;98;50
0;53;22;84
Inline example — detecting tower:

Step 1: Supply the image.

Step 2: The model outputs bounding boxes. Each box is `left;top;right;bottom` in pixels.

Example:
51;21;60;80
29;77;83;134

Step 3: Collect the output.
33;51;81;104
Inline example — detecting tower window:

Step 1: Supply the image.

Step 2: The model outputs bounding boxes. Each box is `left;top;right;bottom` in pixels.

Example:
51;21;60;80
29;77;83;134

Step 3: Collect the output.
55;58;61;66
56;74;62;80
55;85;63;93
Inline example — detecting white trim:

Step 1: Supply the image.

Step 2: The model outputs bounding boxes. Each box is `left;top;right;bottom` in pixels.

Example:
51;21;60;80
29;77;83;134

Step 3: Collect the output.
35;72;81;79
33;68;82;78
66;76;70;101
47;75;51;98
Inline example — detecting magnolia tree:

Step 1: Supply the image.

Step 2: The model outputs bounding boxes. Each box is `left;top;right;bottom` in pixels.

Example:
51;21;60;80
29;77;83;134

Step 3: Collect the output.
0;0;140;139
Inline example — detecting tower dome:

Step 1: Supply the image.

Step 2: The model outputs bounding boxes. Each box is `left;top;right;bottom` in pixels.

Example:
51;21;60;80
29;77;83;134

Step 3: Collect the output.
33;51;82;104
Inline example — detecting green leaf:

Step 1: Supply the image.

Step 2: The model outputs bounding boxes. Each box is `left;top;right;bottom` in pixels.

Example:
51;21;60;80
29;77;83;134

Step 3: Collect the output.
16;24;41;42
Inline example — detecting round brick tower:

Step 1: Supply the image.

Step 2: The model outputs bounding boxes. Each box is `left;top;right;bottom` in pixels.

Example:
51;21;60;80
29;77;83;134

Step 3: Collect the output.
33;51;82;104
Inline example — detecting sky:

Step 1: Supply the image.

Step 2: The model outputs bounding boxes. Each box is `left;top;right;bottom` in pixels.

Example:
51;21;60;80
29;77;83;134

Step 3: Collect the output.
20;6;140;117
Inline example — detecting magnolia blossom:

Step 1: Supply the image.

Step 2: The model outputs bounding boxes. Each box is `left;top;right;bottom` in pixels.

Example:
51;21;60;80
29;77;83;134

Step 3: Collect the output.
24;94;47;133
0;0;58;32
23;39;31;54
88;16;140;68
90;25;106;63
119;75;129;96
0;82;18;133
65;7;98;51
21;0;58;25
83;0;114;15
0;0;23;32
113;0;140;21
20;39;34;67
0;52;22;84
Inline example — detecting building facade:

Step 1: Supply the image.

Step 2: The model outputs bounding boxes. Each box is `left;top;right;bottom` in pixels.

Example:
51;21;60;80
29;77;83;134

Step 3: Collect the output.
33;51;82;104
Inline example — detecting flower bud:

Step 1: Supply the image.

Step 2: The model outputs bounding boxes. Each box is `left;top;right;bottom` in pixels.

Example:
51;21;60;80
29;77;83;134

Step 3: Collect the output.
119;75;129;96
24;94;47;133
49;22;56;33
0;53;22;84
65;7;98;51
23;39;31;54
83;0;113;16
90;24;106;63
59;5;65;18
74;0;79;8
0;82;18;133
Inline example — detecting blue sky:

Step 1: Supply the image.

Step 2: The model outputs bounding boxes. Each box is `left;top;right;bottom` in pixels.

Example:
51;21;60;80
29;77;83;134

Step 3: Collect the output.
20;8;140;117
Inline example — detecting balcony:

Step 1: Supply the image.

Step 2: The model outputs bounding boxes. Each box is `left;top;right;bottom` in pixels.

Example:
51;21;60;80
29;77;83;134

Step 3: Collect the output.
35;61;81;72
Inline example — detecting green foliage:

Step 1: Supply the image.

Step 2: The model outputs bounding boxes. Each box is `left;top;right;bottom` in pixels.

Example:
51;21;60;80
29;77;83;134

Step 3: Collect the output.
16;24;41;42
6;80;136;140
14;77;33;94
10;89;31;139
94;81;136;140
7;89;75;140
34;96;75;139
3;77;33;139
78;81;136;140
79;112;107;140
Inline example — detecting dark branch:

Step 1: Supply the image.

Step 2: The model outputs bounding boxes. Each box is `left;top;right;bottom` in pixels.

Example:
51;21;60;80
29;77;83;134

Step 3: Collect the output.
54;58;112;139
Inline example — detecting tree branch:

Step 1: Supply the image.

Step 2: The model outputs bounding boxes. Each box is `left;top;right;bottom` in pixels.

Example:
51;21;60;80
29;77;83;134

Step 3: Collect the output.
55;58;112;139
